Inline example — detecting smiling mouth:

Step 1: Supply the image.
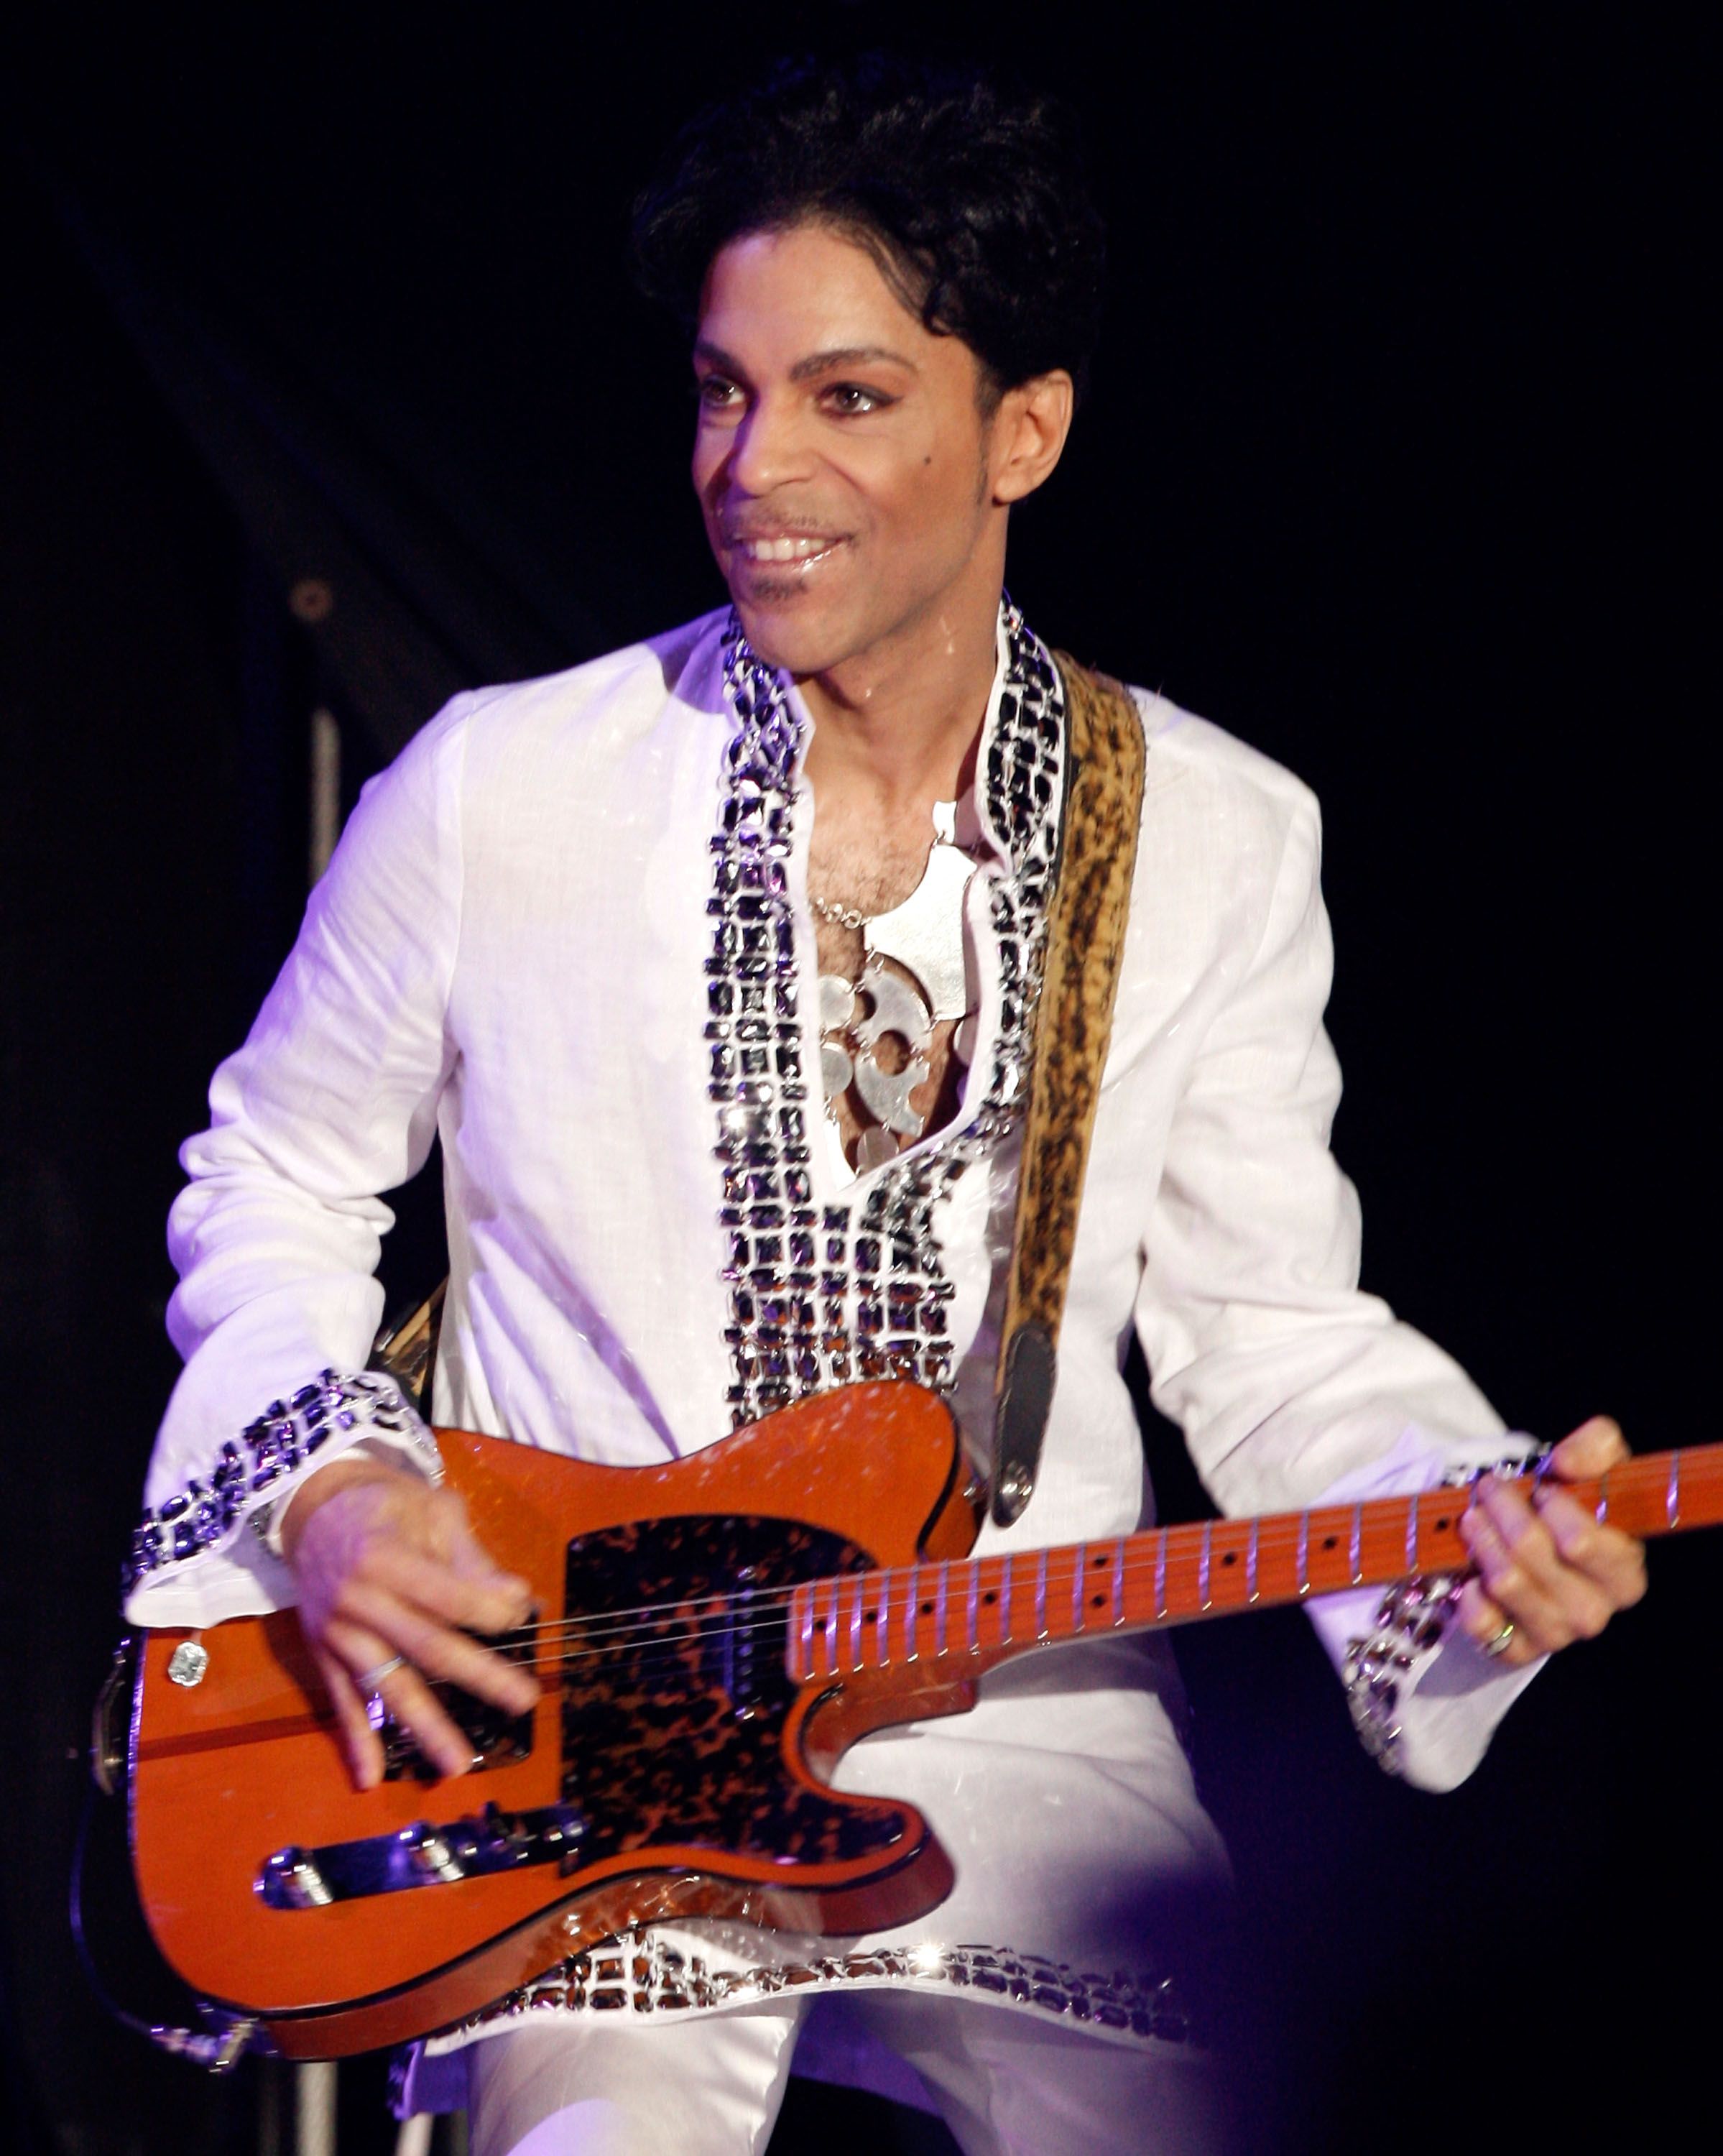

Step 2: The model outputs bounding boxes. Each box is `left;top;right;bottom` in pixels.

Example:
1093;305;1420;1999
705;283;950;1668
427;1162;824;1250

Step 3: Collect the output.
729;533;846;567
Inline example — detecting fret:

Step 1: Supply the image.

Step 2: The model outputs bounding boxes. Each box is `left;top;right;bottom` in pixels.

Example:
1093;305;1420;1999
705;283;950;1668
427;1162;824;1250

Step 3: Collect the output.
775;1442;1719;1698
822;1581;839;1678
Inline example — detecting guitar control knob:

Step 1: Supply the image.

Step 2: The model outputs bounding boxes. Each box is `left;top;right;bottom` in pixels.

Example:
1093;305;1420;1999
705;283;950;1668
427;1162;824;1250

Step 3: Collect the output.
167;1641;208;1688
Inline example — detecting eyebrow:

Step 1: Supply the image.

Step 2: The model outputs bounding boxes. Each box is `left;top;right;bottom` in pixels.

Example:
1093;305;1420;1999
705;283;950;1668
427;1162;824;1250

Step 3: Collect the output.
693;339;920;382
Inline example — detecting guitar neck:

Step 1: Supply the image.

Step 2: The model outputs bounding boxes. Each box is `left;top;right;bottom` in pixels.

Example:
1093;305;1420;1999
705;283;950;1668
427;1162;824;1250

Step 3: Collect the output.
786;1442;1722;1685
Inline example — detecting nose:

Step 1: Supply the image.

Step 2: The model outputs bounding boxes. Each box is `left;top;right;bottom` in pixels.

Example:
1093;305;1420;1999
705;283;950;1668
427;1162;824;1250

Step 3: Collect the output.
723;390;814;497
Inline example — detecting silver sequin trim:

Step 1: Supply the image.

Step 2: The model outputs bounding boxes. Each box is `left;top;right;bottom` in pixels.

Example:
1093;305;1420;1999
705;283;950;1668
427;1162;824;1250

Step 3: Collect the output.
709;602;1066;1424
1343;1447;1546;1772
123;1369;425;1590
443;1926;1197;2047
1344;1572;1461;1772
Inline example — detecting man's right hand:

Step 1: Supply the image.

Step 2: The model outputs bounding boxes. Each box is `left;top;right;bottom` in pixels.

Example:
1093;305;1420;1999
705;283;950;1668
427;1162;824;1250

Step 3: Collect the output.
281;1457;539;1789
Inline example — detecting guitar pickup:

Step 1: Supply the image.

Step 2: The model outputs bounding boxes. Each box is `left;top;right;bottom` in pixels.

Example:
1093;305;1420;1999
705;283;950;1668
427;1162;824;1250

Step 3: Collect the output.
258;1801;586;1909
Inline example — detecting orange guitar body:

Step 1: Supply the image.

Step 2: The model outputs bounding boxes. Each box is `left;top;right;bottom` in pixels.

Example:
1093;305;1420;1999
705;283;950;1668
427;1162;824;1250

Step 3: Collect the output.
129;1383;979;2059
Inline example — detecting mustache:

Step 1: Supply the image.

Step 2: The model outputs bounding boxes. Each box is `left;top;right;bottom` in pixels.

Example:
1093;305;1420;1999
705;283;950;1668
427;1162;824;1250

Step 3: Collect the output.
716;514;849;546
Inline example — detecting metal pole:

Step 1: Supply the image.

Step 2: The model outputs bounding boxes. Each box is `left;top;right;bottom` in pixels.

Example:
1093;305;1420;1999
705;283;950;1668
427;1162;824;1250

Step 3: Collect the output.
295;2060;338;2156
309;705;342;883
278;704;346;2156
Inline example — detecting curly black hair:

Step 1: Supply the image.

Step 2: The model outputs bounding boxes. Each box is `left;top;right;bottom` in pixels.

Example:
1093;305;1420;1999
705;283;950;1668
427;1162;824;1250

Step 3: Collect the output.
629;55;1107;405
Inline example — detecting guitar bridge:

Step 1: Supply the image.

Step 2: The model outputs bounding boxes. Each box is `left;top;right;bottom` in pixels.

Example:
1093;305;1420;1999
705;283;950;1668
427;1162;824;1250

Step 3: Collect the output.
258;1800;586;1909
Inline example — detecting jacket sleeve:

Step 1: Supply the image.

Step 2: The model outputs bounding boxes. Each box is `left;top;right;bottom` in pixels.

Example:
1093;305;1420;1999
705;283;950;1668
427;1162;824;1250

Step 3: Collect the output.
122;696;474;1630
1133;778;1540;1789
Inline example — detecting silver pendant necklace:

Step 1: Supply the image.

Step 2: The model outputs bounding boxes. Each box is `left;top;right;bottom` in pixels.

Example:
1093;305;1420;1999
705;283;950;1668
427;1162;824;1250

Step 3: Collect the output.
816;803;977;1167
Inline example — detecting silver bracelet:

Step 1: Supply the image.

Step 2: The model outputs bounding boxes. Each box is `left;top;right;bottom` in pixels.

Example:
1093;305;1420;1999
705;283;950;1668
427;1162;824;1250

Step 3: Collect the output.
124;1369;426;1591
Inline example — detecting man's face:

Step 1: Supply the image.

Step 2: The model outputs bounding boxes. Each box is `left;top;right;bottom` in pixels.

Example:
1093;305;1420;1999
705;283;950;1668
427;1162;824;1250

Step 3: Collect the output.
692;221;1003;678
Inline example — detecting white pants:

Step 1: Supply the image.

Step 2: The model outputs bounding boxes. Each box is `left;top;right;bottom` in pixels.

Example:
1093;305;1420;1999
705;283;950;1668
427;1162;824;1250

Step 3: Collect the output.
465;1994;1225;2156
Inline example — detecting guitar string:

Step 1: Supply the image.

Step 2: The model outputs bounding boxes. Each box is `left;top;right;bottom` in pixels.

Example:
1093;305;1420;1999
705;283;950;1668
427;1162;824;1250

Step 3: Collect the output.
511;1521;1377;1650
472;1516;1488;1675
435;1509;1691;1700
449;1457;1683;1682
498;1489;1510;1645
489;1450;1680;1663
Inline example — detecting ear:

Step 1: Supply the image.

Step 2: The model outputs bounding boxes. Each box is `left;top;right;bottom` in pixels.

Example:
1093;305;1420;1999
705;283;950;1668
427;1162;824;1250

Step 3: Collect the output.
989;371;1076;506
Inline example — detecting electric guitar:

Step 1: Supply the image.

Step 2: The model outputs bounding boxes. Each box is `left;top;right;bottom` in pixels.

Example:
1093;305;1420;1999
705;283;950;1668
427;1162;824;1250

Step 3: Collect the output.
114;1381;1719;2060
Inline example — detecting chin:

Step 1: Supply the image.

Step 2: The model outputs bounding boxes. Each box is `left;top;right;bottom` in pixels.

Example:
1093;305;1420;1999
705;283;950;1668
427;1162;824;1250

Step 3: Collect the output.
729;591;859;678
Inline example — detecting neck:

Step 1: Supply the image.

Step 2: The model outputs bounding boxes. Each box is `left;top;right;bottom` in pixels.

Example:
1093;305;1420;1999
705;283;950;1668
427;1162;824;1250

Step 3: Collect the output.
796;583;1004;817
785;1442;1723;1688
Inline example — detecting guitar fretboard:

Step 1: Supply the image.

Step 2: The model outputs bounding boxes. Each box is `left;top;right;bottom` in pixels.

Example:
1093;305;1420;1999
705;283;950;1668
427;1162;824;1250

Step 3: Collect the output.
785;1443;1719;1684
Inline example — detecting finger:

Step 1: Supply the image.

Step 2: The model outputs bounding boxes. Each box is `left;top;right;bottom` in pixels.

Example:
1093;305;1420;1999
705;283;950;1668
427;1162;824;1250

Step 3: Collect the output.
293;1480;529;1631
1547;1416;1630;1480
1466;1476;1568;1597
398;1486;525;1580
337;1581;540;1717
362;1662;487;1782
440;1513;537;1608
363;1537;533;1639
323;1613;517;1782
1461;1493;1615;1650
1455;1579;1540;1669
313;1639;387;1790
1533;1483;1648;1609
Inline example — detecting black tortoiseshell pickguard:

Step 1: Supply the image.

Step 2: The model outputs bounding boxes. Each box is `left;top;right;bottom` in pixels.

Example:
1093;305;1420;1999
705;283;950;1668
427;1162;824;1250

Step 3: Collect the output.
558;1515;897;1868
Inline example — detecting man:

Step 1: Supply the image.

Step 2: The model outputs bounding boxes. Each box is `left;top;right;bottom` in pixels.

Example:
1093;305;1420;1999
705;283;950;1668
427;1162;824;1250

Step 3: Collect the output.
124;57;1645;2155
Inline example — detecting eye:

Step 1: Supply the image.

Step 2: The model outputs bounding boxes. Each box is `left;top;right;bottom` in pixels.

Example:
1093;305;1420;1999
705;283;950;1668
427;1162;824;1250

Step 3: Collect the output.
696;374;744;413
822;382;892;416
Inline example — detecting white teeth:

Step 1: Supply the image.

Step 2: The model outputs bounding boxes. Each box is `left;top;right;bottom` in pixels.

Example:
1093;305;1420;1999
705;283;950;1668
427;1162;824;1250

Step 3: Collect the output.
739;536;834;563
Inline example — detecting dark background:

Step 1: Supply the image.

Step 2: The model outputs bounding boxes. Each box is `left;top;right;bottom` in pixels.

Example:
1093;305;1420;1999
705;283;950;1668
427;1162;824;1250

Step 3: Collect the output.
1;6;1712;2152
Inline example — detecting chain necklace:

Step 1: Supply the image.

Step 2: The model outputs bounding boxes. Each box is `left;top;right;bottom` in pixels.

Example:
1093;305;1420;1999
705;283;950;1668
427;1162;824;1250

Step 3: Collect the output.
809;893;869;931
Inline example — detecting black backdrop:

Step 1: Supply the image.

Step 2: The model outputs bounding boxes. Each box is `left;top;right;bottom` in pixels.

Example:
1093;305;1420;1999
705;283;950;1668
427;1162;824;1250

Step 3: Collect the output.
1;8;1713;2152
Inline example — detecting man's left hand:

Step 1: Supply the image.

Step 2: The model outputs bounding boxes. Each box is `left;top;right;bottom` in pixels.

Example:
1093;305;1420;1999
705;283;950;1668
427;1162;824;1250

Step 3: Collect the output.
1456;1414;1648;1669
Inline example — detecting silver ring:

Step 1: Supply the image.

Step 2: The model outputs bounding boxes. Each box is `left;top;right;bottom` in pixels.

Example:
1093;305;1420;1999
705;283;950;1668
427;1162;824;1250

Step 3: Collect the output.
354;1654;407;1693
1481;1618;1516;1659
